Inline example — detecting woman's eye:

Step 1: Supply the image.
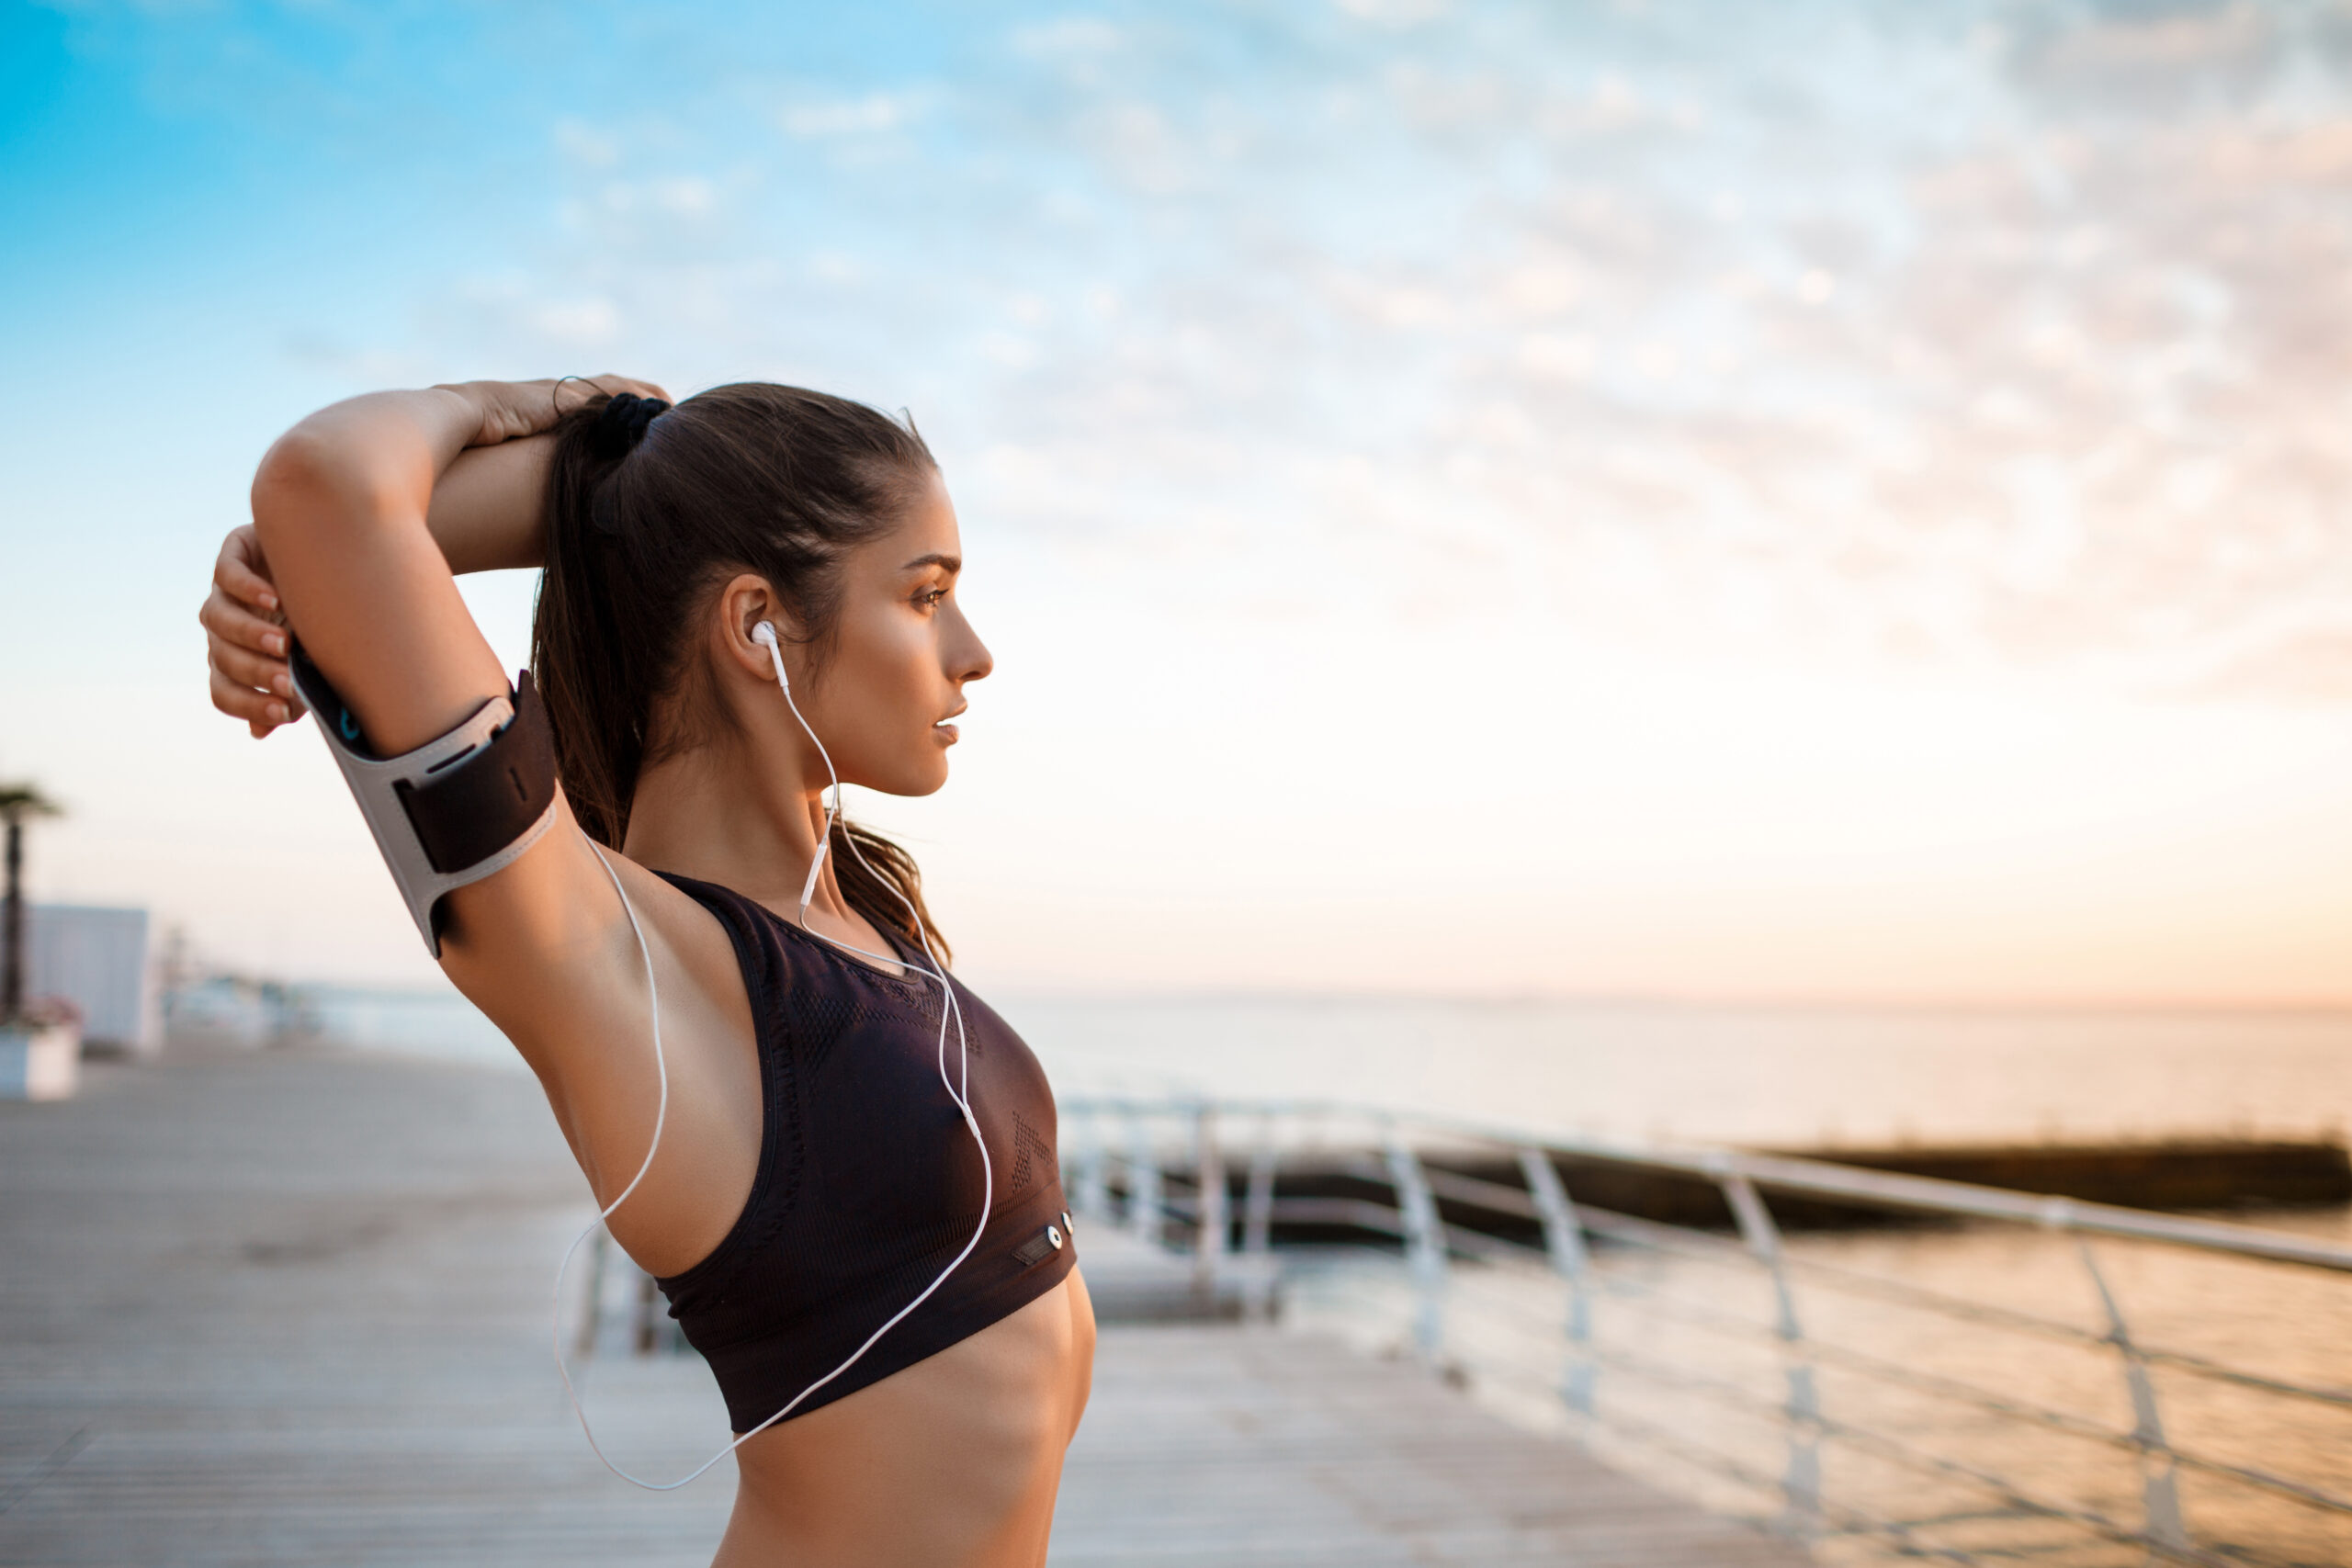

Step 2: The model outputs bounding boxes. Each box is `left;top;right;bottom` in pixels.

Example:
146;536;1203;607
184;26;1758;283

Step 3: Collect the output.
916;587;948;609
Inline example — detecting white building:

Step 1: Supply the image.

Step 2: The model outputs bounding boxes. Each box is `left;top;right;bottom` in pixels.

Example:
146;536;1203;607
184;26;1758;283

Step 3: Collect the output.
28;905;161;1056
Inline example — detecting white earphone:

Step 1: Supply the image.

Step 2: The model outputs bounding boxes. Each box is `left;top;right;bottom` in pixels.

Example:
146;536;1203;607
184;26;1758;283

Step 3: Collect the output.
751;620;831;919
552;618;990;1490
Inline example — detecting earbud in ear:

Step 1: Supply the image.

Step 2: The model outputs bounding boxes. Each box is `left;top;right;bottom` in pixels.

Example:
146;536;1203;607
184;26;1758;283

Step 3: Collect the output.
751;621;789;693
747;615;832;914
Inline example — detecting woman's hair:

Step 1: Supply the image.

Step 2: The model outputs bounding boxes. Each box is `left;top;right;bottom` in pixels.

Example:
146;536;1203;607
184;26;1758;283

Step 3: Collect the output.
534;381;950;961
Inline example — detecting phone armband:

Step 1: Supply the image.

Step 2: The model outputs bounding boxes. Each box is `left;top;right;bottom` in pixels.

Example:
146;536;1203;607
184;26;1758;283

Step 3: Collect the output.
289;642;560;956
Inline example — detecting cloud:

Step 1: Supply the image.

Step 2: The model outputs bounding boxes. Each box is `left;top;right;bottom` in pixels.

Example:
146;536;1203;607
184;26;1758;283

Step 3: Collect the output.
305;0;2352;703
2007;0;2289;118
30;0;2352;993
2190;624;2352;700
554;118;621;168
933;0;2352;695
530;296;622;344
779;90;921;138
1331;0;1453;28
1009;17;1125;58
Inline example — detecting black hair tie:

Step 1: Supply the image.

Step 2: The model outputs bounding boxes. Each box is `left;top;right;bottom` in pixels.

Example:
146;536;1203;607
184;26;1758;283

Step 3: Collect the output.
591;391;671;460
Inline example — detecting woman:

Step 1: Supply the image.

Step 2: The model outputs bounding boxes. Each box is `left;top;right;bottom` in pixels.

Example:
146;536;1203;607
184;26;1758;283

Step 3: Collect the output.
197;376;1097;1567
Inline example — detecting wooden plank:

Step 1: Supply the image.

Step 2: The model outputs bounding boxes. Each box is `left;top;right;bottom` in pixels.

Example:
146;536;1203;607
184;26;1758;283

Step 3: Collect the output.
1055;1327;1812;1565
0;1048;1811;1566
0;1049;731;1567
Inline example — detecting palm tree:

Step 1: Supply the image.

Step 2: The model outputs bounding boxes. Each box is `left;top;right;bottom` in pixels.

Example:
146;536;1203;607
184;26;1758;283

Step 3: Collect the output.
1;784;63;1023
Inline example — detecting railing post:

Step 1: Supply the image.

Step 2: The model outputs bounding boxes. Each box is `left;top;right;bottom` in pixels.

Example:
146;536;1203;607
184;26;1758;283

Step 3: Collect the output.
1720;1168;1821;1537
1193;1102;1227;1295
1385;1129;1448;1362
1243;1117;1279;1322
633;1268;662;1356
1127;1109;1162;1247
1074;1106;1111;1224
2077;1240;2190;1558
576;1227;609;1359
1517;1146;1597;1416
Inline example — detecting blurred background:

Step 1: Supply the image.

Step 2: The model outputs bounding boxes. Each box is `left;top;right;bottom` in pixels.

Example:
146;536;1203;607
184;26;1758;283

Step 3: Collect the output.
6;0;2352;1142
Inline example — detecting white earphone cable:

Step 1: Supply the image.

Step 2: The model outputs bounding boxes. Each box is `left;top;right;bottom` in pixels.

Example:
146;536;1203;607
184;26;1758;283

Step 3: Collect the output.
548;625;990;1490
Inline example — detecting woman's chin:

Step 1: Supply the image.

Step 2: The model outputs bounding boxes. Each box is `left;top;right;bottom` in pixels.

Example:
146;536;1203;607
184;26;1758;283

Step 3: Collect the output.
862;759;953;797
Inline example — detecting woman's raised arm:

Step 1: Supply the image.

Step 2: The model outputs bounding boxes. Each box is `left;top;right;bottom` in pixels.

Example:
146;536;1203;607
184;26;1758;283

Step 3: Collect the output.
200;384;632;739
239;378;680;984
249;378;654;753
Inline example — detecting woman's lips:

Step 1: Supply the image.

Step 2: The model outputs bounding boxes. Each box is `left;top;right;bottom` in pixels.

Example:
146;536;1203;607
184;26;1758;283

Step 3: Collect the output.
933;722;959;743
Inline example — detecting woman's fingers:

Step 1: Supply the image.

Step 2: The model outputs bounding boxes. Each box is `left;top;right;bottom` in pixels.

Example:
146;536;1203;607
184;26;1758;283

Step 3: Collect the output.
451;375;678;446
545;375;675;423
210;664;295;734
210;635;292;698
205;618;307;726
204;523;302;739
597;373;673;404
198;585;288;658
560;374;673;409
213;524;280;615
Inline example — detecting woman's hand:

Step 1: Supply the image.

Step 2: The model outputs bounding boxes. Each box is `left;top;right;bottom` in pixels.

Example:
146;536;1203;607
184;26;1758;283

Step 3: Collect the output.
435;375;673;449
200;523;302;739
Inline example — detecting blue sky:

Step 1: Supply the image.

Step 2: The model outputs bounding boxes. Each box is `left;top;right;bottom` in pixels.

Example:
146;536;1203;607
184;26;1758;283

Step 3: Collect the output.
6;0;2352;1001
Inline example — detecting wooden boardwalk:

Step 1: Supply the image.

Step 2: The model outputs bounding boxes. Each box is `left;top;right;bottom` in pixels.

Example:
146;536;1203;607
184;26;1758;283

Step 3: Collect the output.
0;1047;1808;1566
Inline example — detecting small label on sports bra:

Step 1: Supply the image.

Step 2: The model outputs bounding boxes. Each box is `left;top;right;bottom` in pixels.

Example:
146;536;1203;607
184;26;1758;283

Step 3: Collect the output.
1011;1224;1064;1267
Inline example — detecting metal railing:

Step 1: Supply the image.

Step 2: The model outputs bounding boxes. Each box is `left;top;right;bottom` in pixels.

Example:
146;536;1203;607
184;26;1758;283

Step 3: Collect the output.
1062;1094;2352;1567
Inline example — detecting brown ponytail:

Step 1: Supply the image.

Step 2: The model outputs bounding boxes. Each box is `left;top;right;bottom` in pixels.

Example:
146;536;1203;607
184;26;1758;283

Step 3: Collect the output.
532;382;952;962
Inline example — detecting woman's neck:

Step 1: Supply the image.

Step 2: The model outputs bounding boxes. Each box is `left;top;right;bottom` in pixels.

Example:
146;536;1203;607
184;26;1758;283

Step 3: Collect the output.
618;739;858;928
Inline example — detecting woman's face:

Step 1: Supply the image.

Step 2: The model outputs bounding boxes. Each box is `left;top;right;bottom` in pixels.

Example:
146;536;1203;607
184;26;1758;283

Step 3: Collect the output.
797;472;992;797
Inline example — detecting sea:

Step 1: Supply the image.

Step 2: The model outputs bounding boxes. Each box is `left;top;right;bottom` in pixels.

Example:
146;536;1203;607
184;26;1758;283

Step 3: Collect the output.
280;982;2352;1564
294;982;2352;1151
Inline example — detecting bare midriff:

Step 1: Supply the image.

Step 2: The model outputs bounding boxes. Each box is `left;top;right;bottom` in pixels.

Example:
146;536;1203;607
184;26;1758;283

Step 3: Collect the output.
709;1269;1097;1568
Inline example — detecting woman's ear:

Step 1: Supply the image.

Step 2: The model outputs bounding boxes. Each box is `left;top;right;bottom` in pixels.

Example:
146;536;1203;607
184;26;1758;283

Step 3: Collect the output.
716;573;797;680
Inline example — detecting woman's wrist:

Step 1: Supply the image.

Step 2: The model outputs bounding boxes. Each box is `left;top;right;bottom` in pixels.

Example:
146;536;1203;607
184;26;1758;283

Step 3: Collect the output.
419;383;483;446
423;381;527;451
427;434;556;574
410;376;672;571
430;376;638;450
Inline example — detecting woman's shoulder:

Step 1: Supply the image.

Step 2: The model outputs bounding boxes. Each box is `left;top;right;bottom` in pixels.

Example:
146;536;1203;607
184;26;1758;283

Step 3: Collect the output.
435;830;753;1075
612;855;772;1005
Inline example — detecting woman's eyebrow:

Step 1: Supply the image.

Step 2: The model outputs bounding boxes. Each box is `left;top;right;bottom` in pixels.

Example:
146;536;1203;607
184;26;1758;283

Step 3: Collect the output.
901;552;962;574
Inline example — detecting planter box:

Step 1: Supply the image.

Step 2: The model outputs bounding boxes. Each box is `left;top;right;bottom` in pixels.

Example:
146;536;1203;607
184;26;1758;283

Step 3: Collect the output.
0;1021;81;1101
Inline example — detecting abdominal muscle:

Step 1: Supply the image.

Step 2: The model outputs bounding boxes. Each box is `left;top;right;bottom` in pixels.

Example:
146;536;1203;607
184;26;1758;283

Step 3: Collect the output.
710;1269;1097;1568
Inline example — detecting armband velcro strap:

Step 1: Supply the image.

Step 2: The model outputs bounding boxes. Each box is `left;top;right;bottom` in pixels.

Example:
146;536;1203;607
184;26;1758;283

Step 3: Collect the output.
393;676;559;874
289;642;561;957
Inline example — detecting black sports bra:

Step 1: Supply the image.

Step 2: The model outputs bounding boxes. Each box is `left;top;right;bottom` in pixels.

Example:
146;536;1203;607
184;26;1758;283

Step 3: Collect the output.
650;872;1078;1433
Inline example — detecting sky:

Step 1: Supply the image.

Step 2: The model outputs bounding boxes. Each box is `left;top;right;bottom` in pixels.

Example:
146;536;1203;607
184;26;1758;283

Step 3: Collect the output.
4;0;2351;1005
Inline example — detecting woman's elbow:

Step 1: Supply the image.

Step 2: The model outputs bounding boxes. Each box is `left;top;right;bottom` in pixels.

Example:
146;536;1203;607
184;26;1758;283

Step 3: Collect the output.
250;428;392;553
